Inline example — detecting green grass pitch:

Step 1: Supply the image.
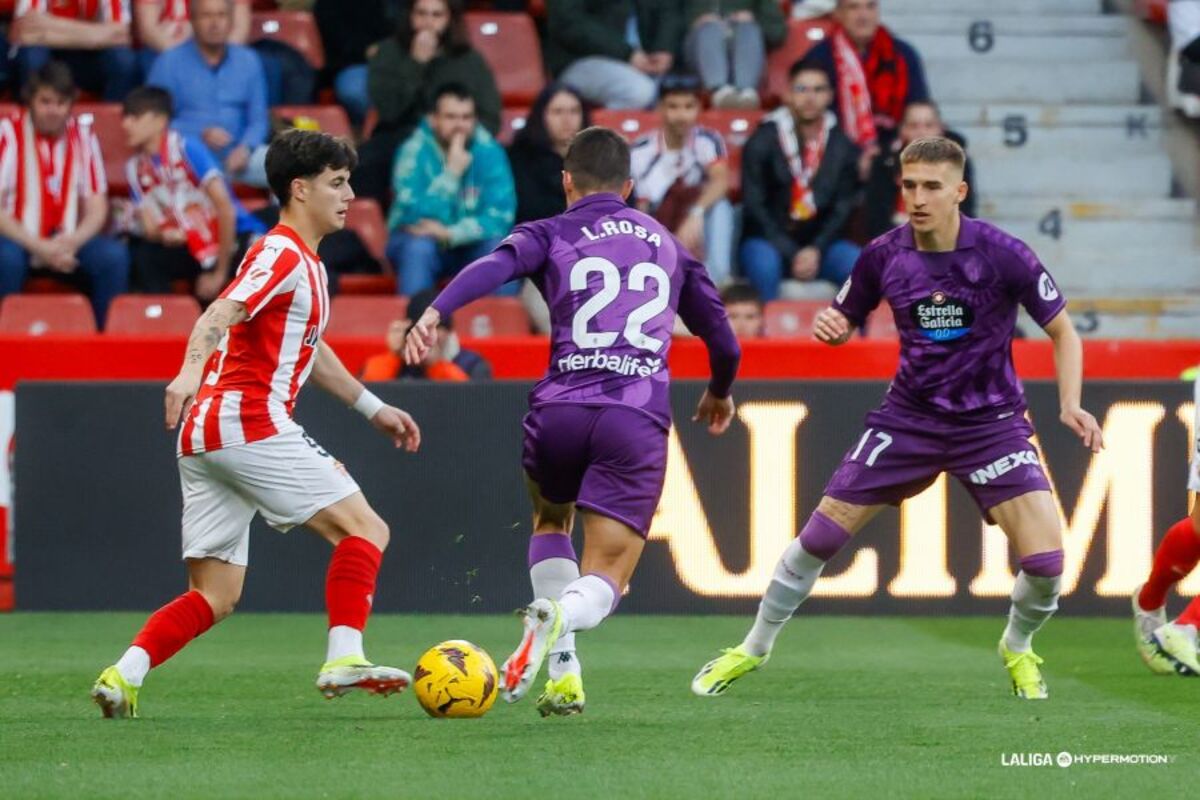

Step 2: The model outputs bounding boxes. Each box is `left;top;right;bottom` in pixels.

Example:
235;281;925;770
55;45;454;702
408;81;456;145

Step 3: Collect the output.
1;613;1196;798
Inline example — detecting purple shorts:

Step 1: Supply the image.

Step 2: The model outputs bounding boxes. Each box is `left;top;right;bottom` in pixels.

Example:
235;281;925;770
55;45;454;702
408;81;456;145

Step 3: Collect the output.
824;406;1051;521
522;403;667;538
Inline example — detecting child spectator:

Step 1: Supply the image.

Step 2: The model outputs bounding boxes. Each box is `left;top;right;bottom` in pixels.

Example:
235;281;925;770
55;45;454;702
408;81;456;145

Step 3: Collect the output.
360;288;492;382
720;282;765;339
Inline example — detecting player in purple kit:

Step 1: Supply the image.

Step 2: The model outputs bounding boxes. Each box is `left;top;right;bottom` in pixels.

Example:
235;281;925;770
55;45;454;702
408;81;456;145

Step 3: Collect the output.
692;136;1104;701
406;127;741;715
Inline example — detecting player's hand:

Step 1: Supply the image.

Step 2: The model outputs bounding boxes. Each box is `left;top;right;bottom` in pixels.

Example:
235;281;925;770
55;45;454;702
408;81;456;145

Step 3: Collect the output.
404;307;441;365
1060;406;1104;453
371;405;421;452
165;370;202;430
693;389;735;436
813;307;852;345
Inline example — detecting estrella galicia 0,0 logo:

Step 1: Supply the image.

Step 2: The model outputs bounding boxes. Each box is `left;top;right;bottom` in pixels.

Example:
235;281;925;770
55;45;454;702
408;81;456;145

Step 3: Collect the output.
909;291;975;342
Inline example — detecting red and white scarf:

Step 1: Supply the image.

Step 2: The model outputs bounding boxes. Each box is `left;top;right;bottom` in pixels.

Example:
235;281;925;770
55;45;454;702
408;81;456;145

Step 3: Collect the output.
767;107;831;222
131;130;220;267
13;111;82;239
831;24;911;146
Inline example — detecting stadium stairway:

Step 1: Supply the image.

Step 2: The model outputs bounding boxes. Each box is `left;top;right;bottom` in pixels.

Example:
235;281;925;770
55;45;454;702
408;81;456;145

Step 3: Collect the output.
885;0;1200;338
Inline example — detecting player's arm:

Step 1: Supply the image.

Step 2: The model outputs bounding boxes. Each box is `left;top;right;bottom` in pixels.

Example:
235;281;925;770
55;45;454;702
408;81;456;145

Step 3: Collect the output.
165;298;247;429
677;254;741;436
815;247;883;345
310;341;420;452
1043;310;1103;453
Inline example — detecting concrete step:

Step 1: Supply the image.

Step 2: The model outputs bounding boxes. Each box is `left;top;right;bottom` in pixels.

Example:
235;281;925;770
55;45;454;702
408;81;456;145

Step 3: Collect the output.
958;123;1161;156
977;197;1196;220
940;103;1162;129
972;153;1171;197
926;60;1141;104
1034;250;1200;292
1062;297;1200;339
905;33;1126;60
996;218;1198;250
884;0;1102;15
885;14;1129;37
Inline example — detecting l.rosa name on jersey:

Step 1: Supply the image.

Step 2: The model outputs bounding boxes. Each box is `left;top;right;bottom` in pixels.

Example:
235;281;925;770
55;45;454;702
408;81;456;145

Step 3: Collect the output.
557;350;664;378
579;219;663;246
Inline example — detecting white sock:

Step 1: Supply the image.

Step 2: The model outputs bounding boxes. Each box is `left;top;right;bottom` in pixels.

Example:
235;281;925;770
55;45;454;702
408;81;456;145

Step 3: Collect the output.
559;574;617;634
1002;572;1061;653
115;646;151;687
531;557;581;679
742;538;827;657
326;625;364;663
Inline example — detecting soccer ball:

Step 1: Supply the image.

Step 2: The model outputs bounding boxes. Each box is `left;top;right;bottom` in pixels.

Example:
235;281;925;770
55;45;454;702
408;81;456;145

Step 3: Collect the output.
413;640;499;718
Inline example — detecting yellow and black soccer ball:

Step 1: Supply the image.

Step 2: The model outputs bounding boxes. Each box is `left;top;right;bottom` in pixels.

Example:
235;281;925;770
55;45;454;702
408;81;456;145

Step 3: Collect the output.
413;640;499;718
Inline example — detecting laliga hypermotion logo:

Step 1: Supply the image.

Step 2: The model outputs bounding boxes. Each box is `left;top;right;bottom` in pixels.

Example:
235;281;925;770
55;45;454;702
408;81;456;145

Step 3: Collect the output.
910;290;974;342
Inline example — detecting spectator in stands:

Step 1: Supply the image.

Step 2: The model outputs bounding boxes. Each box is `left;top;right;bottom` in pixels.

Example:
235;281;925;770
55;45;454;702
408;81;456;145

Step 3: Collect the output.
121;86;265;301
133;0;249;75
630;74;734;285
386;84;516;297
147;0;270;187
739;60;860;301
11;0;140;102
508;82;589;225
720;282;765;339
313;0;397;124
682;0;786;109
357;0;501;206
360;288;492;382
863;100;976;239
805;0;928;173
0;63;129;327
545;0;682;109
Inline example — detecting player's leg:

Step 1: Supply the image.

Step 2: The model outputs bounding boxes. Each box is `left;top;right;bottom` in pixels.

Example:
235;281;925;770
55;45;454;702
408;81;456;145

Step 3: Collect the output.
1134;500;1200;675
691;497;882;697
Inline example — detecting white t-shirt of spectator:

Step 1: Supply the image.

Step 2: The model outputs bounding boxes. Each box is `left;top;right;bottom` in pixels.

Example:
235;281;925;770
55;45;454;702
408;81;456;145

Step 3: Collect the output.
630;125;727;208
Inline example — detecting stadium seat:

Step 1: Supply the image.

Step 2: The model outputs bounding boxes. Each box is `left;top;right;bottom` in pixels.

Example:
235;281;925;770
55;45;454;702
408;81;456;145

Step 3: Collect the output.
699;109;763;149
765;17;836;104
326;296;409;338
465;12;545;106
864;306;899;339
251;11;325;70
1136;0;1167;24
338;275;398;294
75;102;133;196
105;295;201;335
344;198;389;265
272;105;352;139
591;109;659;142
453;297;531;337
0;294;96;335
498;107;530;146
763;300;826;338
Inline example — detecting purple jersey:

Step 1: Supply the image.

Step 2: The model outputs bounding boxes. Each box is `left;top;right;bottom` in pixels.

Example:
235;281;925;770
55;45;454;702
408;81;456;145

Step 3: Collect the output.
833;216;1066;421
430;192;739;428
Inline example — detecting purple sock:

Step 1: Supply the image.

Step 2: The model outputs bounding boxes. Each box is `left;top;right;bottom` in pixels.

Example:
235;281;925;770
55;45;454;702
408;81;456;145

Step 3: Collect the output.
798;511;851;562
1019;549;1064;578
527;532;577;568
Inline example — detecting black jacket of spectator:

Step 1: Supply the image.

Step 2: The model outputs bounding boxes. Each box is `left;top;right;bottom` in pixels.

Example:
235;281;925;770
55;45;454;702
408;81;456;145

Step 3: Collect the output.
740;119;861;260
544;0;684;76
508;84;591;224
863;128;977;240
313;0;399;83
805;36;930;135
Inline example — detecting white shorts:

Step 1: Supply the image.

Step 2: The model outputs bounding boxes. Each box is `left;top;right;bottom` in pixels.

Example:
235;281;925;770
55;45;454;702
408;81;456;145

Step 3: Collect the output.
1190;373;1200;492
179;429;360;566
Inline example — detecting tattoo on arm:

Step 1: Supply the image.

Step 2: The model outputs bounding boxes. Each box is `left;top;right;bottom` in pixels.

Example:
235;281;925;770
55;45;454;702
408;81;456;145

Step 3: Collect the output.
184;301;245;366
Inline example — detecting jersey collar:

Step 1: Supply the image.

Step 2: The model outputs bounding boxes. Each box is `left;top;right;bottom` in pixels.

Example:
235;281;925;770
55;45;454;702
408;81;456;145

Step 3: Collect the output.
568;192;627;212
899;214;978;251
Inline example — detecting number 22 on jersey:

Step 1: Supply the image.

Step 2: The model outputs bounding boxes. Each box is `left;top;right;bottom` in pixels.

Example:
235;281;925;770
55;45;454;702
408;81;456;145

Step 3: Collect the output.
570;256;671;353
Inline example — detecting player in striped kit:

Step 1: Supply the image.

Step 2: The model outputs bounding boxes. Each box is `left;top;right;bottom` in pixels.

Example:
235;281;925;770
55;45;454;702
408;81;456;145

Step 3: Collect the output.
92;130;421;718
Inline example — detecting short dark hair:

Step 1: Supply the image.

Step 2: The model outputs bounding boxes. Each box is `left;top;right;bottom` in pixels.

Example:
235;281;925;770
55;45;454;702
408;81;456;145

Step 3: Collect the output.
265;129;358;206
123;86;173;118
788;57;830;83
432;82;475;110
659;73;703;100
900;136;966;172
22;61;77;105
720;282;763;310
563;127;630;193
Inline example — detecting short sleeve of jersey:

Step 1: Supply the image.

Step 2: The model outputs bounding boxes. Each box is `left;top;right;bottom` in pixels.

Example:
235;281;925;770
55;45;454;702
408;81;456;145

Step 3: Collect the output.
695;127;728;165
221;240;302;319
1003;238;1066;328
182;135;222;186
832;244;884;327
495;221;550;278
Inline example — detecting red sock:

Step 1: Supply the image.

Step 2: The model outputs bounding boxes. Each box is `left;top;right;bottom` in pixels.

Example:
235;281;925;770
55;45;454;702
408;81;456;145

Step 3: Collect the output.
1138;517;1200;611
326;536;382;631
131;590;215;667
1177;596;1200;628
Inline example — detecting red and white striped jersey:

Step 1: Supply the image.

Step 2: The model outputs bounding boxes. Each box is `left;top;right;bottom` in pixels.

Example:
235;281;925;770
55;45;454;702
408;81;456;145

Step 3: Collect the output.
16;0;130;23
178;224;330;457
0;110;107;238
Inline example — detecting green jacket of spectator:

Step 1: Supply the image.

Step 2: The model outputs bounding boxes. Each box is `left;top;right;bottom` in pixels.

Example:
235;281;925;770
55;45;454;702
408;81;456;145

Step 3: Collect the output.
544;0;684;77
368;39;502;136
680;0;787;49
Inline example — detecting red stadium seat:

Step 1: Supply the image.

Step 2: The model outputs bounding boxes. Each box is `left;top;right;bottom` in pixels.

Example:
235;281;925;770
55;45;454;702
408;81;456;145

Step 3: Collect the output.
338;275;398;294
864;306;899;339
763;300;826;338
327;296;409;338
74;102;133;196
591;109;659;141
105;295;201;335
699;109;763;149
251;0;277;9
0;294;96;335
453;297;530;337
499;106;530;146
272;105;352;139
465;12;545;106
251;11;325;70
344;198;389;265
765;17;836;104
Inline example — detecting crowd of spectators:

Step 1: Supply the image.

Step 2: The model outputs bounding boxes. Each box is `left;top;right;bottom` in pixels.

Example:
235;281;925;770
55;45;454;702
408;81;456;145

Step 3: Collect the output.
0;0;975;344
